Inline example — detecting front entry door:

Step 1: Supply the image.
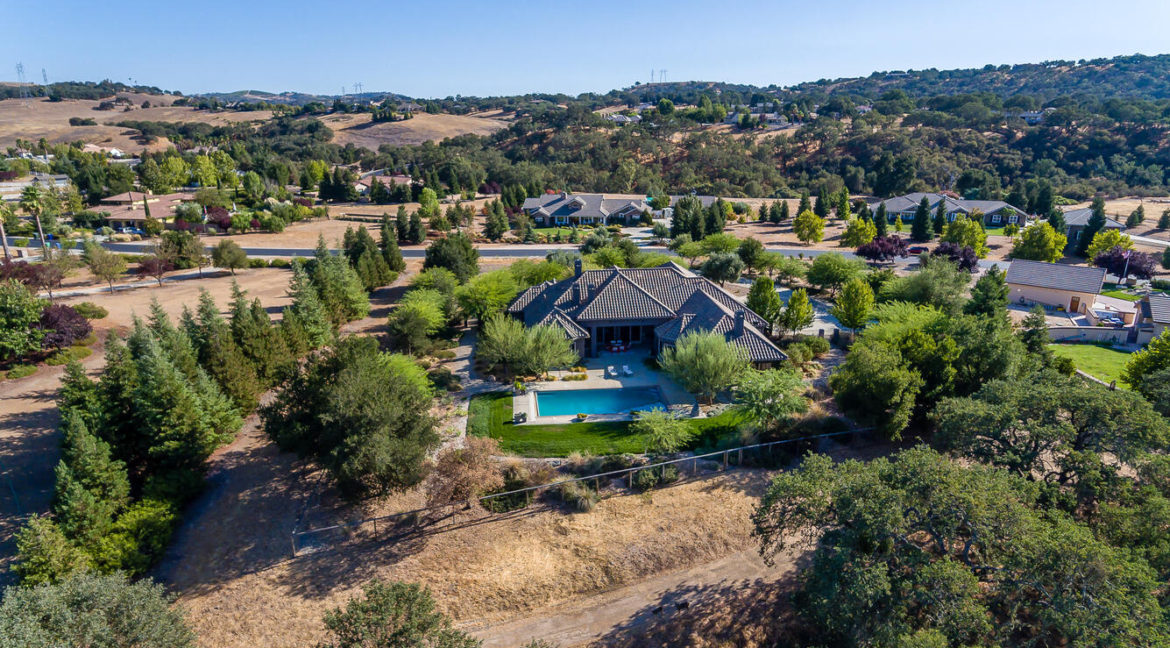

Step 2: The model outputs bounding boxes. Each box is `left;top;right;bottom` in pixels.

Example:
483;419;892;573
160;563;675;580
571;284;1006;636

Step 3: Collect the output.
1069;296;1080;313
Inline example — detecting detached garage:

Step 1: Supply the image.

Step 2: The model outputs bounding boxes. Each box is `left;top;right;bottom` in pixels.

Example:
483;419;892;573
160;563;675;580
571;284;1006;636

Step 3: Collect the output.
1005;260;1106;315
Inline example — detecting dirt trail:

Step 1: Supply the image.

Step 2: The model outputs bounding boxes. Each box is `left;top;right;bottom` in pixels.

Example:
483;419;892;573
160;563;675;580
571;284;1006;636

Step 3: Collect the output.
467;548;795;648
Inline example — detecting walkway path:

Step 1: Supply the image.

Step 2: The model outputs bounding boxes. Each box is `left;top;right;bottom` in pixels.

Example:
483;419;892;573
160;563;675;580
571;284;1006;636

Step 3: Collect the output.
467;548;791;647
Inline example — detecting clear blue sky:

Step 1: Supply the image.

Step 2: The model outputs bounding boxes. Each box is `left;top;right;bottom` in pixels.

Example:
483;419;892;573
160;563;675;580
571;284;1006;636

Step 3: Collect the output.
4;0;1170;98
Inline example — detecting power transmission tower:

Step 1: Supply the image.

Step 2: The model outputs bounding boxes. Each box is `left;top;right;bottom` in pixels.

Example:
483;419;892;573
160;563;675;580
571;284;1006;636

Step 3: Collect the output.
354;82;363;94
41;68;48;85
15;63;29;101
660;69;667;84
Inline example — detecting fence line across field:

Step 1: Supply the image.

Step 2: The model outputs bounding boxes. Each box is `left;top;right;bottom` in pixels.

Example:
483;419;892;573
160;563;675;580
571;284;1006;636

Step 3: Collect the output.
289;427;871;555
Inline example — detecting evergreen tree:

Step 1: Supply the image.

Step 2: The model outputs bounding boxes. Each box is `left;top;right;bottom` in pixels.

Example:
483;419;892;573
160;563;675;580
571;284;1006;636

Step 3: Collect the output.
758;202;770;222
58;410;130;511
408;211;426;244
312;236;371;324
58;361;103;433
798;190;812;216
95;335;144;470
1076;196;1108;256
1048;208;1067;234
381;225;406;273
813;187;831;218
51;463;115;546
964;265;1010;317
132;338;220;474
831;277;875;333
368;178;390;204
231;297;292;385
11;515;92;586
932;201;947;235
874;203;889;237
1158;208;1170;230
772;200;787;224
835;189;851;220
287;264;333;347
910;196;932;242
396;206;410;242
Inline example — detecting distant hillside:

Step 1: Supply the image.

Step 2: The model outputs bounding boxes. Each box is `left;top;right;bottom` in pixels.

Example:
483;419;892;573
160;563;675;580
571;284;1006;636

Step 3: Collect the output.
199;89;411;106
785;53;1170;101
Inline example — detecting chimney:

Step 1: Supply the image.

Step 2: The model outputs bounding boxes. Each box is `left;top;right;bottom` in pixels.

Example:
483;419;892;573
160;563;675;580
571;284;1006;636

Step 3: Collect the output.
734;311;745;335
574;258;583;277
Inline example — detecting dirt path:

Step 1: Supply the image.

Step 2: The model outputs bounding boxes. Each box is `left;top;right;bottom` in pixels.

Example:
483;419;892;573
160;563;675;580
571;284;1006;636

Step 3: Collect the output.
467;548;795;648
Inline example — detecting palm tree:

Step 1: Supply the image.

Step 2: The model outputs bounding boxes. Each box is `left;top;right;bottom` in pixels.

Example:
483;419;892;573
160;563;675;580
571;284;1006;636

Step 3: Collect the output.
19;184;50;260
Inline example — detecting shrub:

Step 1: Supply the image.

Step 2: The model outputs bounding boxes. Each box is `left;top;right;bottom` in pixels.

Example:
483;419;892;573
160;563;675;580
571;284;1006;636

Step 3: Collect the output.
91;498;178;576
799;335;831;357
72;302;108;319
556;480;599;512
38;304;93;350
46;346;92;366
268;258;292;268
427;366;461;392
632;464;681;491
247;258;269;268
6;365;36;380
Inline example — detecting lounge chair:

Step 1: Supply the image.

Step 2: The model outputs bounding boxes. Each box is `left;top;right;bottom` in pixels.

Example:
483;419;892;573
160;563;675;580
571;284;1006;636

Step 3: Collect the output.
606;365;617;378
622;365;634;376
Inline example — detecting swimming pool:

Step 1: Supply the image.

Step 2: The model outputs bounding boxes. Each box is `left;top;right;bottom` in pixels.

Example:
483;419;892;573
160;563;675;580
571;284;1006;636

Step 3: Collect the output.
535;387;667;417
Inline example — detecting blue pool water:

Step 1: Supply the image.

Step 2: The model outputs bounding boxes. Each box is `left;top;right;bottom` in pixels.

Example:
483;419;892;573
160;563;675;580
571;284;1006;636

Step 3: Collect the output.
535;387;666;417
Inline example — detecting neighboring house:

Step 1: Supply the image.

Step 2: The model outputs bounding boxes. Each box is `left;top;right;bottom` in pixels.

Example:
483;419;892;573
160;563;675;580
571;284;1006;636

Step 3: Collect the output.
867;192;1030;227
354;173;412;195
506;260;787;366
0;174;71;203
605;113;642;124
1060;207;1126;246
1137;293;1170;345
522;192;652;227
99;191;194;229
1005;259;1106;315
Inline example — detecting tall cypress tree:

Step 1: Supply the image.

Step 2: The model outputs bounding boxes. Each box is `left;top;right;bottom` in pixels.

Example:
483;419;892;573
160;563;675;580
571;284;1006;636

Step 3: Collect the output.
409;212;425;244
777;200;790;223
798;191;811;216
933;201;947;235
874;203;889;237
911;196;932;242
380;220;406;271
814;187;831;218
395;206;410;242
1076;196;1108;256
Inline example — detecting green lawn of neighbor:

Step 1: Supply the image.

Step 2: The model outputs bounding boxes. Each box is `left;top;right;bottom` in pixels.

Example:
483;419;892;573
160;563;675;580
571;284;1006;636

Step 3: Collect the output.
532;227;577;238
1100;284;1142;302
1048;343;1133;387
467;391;746;457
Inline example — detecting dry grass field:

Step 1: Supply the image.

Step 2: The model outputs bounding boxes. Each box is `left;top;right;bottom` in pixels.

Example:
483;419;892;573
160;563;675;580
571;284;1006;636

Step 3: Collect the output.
316;111;509;149
0;94;272;152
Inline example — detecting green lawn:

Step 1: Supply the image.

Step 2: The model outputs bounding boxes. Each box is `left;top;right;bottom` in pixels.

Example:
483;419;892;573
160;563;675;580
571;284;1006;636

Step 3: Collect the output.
1101;284;1142;302
1048;344;1133;386
532;227;577;238
467;391;746;457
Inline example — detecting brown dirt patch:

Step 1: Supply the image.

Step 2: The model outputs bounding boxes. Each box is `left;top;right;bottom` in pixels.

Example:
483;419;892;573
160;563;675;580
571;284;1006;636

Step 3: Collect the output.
316;112;508;149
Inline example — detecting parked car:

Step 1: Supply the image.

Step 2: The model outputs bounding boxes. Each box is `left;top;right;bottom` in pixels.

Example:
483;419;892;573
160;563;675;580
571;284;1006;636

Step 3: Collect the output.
117;226;145;235
907;245;928;254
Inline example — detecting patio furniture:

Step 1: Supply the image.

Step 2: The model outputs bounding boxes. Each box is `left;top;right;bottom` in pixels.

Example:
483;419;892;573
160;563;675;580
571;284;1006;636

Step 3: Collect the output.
513;412;527;424
622;365;634;376
606;365;617;378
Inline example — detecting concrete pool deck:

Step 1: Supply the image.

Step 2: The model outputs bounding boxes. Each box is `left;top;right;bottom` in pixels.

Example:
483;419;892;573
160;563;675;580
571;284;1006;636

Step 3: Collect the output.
512;350;697;425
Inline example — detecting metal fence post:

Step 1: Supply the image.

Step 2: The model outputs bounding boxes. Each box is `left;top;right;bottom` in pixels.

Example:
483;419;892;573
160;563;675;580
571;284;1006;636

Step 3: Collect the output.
723;450;728;469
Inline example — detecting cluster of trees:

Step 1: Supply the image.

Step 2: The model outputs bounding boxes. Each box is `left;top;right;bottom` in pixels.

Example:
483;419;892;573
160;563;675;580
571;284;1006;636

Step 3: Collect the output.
262;336;439;501
0;270;93;366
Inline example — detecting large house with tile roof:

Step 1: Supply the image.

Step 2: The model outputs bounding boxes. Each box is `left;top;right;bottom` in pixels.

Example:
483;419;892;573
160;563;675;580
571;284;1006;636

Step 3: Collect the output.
867;192;1030;227
506;260;786;366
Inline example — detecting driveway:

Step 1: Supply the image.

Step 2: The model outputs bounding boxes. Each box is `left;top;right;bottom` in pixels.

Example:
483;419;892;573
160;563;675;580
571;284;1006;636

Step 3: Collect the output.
777;287;841;336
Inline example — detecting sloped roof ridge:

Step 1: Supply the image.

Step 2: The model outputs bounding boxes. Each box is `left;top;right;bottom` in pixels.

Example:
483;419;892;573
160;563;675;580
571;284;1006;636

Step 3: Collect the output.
612;266;676;315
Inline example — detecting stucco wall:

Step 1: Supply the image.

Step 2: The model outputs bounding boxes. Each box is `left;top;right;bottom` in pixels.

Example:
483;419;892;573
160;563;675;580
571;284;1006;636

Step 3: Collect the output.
1047;327;1128;344
1008;284;1096;313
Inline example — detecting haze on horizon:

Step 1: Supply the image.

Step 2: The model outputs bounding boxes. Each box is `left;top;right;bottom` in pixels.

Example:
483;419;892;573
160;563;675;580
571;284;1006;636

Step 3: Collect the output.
3;0;1170;98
